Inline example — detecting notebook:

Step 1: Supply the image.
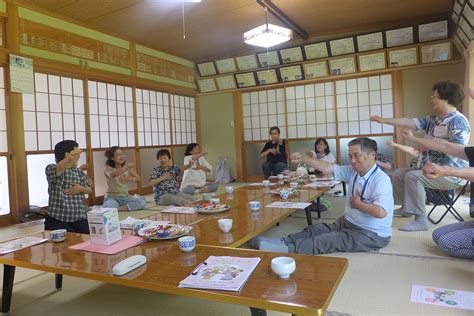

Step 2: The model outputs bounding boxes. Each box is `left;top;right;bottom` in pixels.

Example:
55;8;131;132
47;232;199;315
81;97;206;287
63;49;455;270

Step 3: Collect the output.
69;235;145;255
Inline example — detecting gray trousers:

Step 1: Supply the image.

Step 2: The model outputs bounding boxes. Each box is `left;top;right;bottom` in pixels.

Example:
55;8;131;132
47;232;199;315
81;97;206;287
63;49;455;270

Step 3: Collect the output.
283;216;390;255
392;168;463;216
156;192;198;206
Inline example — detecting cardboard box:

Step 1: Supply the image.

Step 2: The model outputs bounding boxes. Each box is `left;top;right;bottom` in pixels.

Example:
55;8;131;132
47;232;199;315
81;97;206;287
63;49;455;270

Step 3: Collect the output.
87;206;122;245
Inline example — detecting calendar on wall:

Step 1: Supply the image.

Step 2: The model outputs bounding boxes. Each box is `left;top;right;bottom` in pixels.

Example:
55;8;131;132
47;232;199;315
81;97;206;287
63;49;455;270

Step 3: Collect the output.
9;54;34;94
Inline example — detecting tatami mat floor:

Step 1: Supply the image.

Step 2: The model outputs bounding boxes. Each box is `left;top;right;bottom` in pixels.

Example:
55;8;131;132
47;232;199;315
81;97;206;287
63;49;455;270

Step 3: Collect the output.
1;182;472;315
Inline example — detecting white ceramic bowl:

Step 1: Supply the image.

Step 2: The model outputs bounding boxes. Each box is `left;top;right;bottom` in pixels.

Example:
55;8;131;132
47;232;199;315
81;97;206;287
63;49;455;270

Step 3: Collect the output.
218;218;233;233
225;186;234;194
271;257;296;279
289;182;298;189
50;229;67;242
262;180;271;187
277;174;284;180
248;201;261;211
178;236;196;253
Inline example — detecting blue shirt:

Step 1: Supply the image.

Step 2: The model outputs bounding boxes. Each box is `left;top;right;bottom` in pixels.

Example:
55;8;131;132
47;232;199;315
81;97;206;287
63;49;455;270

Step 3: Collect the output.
334;163;394;237
414;111;470;184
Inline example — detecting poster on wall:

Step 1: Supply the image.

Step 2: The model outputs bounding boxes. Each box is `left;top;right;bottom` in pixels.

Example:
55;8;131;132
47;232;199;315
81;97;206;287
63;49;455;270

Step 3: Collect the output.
215;58;237;74
421;42;452;63
197;78;217;93
197;61;217;77
256;69;279;85
9;54;34;94
235;72;257;88
356;32;384;52
216;75;237;90
257;51;280;67
358;52;386;72
385;26;414;47
329;37;355;56
303;42;329;60
303;61;328;79
418;20;448;42
279;65;303;82
388;47;418;67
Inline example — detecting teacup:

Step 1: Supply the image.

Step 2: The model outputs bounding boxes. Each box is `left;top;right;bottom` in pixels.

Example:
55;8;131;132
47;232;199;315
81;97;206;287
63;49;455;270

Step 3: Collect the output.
225;186;234;194
309;175;317;181
218;219;233;233
271;256;296;279
203;193;213;202
210;198;221;205
262;180;271;187
280;189;290;200
50;229;67;243
290;182;298;189
249;201;261;212
178;236;196;253
277;174;284;180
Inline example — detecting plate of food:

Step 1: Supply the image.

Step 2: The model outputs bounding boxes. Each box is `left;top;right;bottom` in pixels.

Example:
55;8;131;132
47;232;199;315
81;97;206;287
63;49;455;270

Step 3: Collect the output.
195;203;230;214
270;188;299;196
138;224;192;240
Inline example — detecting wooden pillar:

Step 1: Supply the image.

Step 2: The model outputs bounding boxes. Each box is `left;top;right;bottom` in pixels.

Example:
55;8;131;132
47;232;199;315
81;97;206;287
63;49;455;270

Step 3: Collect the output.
6;2;27;223
392;70;404;168
232;91;245;180
465;42;474;145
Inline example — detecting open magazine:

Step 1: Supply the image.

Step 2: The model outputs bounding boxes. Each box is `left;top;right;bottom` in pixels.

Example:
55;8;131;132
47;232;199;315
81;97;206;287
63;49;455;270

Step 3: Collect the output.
179;256;261;292
0;236;48;255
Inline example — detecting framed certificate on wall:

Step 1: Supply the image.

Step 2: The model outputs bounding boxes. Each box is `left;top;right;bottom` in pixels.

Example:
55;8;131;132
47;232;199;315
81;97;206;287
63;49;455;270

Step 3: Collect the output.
197;61;217;77
303;61;328;79
197;78;217;93
256;69;279;85
328;57;356;75
303;42;329;60
235;72;257;88
463;2;474;26
257;51;280;67
216;75;237;90
358;52;386;72
215;58;237;74
388;47;418;67
236;54;259;71
329;37;355;56
418;20;448;42
356;32;384;52
385;26;414;47
279;46;304;64
421;42;452;63
279;65;303;82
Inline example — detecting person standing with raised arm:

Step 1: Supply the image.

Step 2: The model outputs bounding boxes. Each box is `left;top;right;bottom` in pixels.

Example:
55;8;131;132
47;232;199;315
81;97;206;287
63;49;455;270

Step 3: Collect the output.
371;81;470;232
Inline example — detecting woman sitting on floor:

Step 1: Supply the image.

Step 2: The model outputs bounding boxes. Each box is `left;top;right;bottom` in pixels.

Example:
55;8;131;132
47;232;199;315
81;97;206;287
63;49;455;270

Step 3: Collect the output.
150;149;197;206
180;143;218;195
306;137;336;163
102;146;147;211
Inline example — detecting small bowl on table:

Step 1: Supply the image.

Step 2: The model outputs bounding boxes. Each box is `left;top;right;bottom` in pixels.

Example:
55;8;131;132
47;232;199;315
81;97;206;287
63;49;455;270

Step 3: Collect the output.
271;256;296;279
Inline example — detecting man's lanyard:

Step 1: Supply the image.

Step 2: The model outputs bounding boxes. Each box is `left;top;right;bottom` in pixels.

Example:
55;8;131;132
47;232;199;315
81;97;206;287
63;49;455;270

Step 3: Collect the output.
351;166;379;200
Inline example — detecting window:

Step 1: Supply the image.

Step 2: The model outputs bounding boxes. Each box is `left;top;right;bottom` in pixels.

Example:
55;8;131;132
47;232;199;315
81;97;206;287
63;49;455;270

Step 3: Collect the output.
136;88;171;146
336;75;394;136
0;68;9;215
170;94;197;145
0;156;9;215
23;73;86;151
243;89;286;141
88;81;135;148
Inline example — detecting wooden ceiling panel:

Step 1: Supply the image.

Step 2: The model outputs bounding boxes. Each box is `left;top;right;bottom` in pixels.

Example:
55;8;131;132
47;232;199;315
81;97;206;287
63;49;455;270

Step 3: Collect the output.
18;0;456;62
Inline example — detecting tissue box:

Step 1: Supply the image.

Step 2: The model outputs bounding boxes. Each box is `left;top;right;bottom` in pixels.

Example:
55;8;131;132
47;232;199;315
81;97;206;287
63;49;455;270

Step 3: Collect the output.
87;206;122;245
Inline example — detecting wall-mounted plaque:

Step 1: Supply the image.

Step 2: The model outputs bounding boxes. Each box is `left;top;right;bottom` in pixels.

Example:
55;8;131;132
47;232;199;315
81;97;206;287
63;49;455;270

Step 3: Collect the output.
358;52;386;72
357;32;384;52
279;47;304;64
451;12;459;24
459;17;474;40
418;20;448;42
388;47;418;67
453;1;463;15
279;65;303;82
235;54;259;71
329;37;355;56
385;27;414;47
235;72;257;88
197;61;217;77
457;28;471;47
256;69;279;85
257;51;280;67
215;58;237;74
464;3;474;26
303;42;329;60
216;75;237;90
453;33;466;51
421;42;451;63
328;57;356;75
197;78;217;93
303;61;328;79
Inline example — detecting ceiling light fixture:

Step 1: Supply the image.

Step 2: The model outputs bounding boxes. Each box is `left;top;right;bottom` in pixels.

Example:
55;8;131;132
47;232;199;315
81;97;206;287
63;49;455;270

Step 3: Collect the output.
243;7;292;48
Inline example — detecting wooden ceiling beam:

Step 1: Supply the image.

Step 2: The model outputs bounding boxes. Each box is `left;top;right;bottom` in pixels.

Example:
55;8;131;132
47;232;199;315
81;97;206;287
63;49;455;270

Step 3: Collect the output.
256;0;309;39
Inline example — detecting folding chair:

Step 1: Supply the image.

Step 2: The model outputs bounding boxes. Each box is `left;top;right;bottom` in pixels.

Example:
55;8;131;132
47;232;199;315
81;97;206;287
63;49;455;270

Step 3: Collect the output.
427;181;469;225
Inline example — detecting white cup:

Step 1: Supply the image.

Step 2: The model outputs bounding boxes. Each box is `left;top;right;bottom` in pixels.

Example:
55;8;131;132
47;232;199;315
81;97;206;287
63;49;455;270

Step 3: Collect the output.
225;186;234;194
277;174;284;180
290;182;298;189
178;236;196;253
262;180;271;187
271;257;296;279
218;219;233;233
309;175;317;181
249;201;261;212
50;229;67;243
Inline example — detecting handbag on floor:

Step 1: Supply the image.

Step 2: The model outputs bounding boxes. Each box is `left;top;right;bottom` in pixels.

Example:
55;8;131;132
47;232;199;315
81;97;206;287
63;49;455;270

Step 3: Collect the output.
215;156;233;184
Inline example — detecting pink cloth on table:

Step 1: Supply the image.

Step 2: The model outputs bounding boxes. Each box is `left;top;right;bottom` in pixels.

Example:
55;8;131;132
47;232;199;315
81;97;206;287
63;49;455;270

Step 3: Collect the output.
69;236;145;254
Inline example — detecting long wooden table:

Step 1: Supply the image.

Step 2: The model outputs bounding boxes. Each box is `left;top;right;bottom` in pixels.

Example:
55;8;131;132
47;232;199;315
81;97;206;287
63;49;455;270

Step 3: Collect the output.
0;233;347;316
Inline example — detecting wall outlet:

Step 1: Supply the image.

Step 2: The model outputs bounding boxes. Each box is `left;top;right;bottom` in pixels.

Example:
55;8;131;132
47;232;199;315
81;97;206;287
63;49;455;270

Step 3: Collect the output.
230;120;234;127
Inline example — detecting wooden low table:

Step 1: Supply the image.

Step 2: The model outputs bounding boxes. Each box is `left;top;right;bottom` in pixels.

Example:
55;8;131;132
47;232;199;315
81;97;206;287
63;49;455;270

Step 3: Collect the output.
190;191;322;248
0;233;347;316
